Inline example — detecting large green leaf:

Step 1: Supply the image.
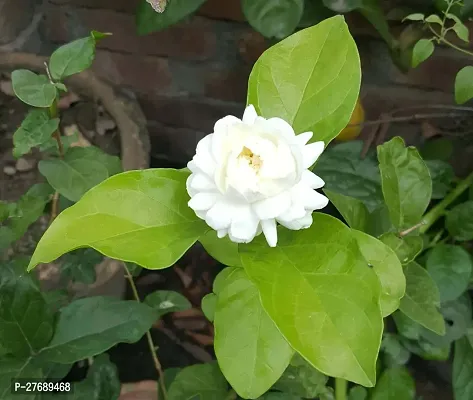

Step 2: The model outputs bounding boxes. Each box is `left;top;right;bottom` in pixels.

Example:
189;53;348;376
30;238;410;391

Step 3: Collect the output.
12;109;59;158
370;367;415;400
213;268;293;398
167;363;228;400
377;137;432;230
28;169;208;271
446;201;473;241
37;296;156;363
11;70;56;108
453;337;473;400
38;146;122;202
352;230;405;317
378;233;423;265
240;213;383;387
324;189;369;231
242;0;304;39
0;357;43;400
455;66;473;105
199;230;241;267
426;245;472;303
247;15;361;145
144;290;191;319
399;262;445;336
135;0;207;35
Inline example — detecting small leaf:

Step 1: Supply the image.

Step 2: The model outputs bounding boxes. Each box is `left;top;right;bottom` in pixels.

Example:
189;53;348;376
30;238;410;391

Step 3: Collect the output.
455;66;473;104
453;337;473;400
167;363;228;400
352;230;406;317
381;334;410;366
90;30;112;40
242;0;304;39
144;290;191;319
393;311;422;340
29;169;208;271
379;233;423;265
201;293;216;322
214;268;293;398
38;296;156;364
349;386;368;400
12;109;59;158
11;70;56;108
446;201;473;241
136;0;207;35
199;230;241;267
38;146;122;202
324;189;369;231
377;137;432;229
403;13;425;21
399;262;445;335
426;244;472;302
426;160;455;199
425;14;443;24
370;367;415;400
60;248;103;285
453;22;470;42
54;82;67;92
411;39;434;67
247;15;361;145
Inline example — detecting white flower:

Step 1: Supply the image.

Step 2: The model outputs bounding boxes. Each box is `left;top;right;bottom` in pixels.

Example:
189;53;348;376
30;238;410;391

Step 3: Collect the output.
186;105;329;247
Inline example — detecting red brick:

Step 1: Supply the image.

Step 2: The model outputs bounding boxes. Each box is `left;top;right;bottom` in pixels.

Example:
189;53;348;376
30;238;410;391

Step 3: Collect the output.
204;67;250;102
46;6;217;61
48;0;139;14
93;50;172;95
199;0;245;22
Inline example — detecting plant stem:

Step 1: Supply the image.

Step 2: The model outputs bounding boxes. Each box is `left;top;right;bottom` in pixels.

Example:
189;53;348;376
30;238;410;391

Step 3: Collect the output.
399;221;427;237
428;24;473;58
420;171;473;234
335;378;347;400
123;263;168;400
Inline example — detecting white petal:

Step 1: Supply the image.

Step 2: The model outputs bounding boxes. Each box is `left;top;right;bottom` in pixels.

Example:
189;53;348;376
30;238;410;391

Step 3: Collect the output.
252;191;291;220
261;219;277;247
266;117;296;141
302;188;329;211
301;170;325;189
189;173;215;191
195;209;207;220
205;200;233;230
229;206;259;243
278;202;306;222
217;229;228;238
188;192;218;211
214;115;241;135
302;141;325;168
242;105;258;124
295;131;313;146
278;212;313;230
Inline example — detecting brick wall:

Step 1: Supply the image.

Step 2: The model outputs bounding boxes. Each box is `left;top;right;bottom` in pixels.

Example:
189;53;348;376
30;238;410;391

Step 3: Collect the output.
0;0;467;165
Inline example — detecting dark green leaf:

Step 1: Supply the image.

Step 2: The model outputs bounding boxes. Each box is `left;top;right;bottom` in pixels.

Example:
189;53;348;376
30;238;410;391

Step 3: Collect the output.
298;1;335;27
324;189;369;231
158;368;181;400
426;160;454;199
38;146;122;202
199;230;241;267
366;205;394;237
421;138;453;161
11;70;56;107
42;289;69;313
12;109;59;158
214;268;293;398
39;132;79;155
135;0;207;35
399;262;445;335
446;201;473;241
412;39;434;67
38;296;156;364
381;334;410;366
144;290;191;319
348;386;368;400
0;357;43;400
247;15;361;145
201;293;216;322
379;233;423;265
42;362;73;380
167;363;228;400
402;337;450;361
258;393;302;400
370;367;415;400
453;337;473;400
393;311;422;340
61;248;103;285
377;137;432;230
455;66;473;104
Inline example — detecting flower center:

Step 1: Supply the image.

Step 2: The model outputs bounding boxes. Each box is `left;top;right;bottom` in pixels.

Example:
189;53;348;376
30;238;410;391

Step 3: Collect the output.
238;146;263;172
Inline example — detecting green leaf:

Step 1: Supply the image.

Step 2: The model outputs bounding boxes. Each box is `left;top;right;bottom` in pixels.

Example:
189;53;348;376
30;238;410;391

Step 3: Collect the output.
11;70;57;108
28;169;208;271
370;367;415;400
352;230;406;317
242;0;304;39
167;363;228;400
247;15;361;145
455;66;473;104
0;357;43;400
158;368;181;400
324;189;369;231
0;261;54;356
214;268;293;398
60;248;103;285
426;245;472;302
199;230;241;267
379;233;423;265
272;353;327;398
54;82;67;92
37;296;156;364
403;13;424;21
39;131;79;156
201;293;216;322
144;290;191;319
381;334;410;366
393;311;422;340
453;21;470;42
402;337;450;361
135;0;207;35
298;1;335;27
399;262;445;335
259;393;302;400
411;39;434;67
426;160;454;199
366;205;394;237
377;137;432;230
240;213;382;387
49;36;97;80
38;146;122;202
421;138;453;161
314;141;383;211
425;14;443;24
446;201;473;241
453;337;473;400
12;109;59;158
349;386;368;400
